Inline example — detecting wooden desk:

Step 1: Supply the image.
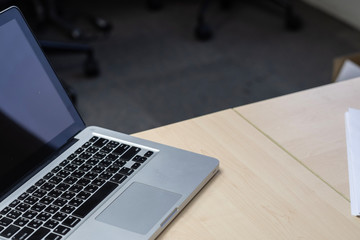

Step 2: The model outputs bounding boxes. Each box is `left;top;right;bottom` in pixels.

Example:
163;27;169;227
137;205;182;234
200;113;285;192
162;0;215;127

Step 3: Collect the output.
235;77;360;200
133;107;360;239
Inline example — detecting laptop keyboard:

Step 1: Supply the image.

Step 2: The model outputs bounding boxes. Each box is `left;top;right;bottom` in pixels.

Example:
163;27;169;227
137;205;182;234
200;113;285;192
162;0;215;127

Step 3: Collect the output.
0;136;154;240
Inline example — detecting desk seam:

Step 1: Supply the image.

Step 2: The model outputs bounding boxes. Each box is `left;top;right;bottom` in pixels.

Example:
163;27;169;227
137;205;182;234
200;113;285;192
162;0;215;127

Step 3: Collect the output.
231;109;350;202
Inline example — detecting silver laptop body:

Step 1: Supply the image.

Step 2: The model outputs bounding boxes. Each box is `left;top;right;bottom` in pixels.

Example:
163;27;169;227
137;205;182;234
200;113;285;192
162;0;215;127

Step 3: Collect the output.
0;6;219;240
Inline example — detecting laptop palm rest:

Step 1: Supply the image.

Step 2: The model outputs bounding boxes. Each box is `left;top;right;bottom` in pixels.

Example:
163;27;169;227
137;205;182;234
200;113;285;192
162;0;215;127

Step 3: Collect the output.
96;182;182;235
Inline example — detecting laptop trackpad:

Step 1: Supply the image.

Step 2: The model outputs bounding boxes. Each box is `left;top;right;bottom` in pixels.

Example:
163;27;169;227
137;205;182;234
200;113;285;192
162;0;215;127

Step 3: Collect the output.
96;182;182;235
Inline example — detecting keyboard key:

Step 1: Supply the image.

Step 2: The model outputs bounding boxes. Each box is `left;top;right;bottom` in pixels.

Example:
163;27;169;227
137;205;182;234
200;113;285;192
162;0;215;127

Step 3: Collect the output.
63;177;77;185
107;141;119;148
67;154;77;160
73;182;118;218
15;203;31;212
72;158;85;166
27;227;50;240
93;138;109;148
22;210;37;219
85;158;99;166
59;160;70;167
91;178;105;187
119;167;134;176
75;148;84;155
0;207;11;215
68;185;83;193
76;178;90;187
48;189;63;198
61;191;76;200
106;165;120;173
9;199;20;208
113;160;126;167
27;219;43;229
39;196;54;205
98;172;112;180
53;199;68;207
40;183;55;192
35;179;46;186
56;183;70;191
45;233;62;240
84;172;98;180
12;226;34;240
105;154;118;161
31;203;46;212
93;152;106;160
78;164;92;172
53;225;71;235
0;217;13;227
71;170;85;178
133;156;147;163
0;224;20;238
86;146;99;154
56;170;71;179
109;174;127;184
79;152;92;160
43;219;59;229
17;192;29;201
68;198;83;207
84;185;98;193
64;164;77;172
36;212;51;221
33;189;48;198
63;216;80;228
44;205;60;214
51;166;62;173
52;212;67;222
76;191;91;200
112;144;130;155
26;186;37;194
144;151;154;157
120;147;141;161
24;196;39;205
7;210;22;219
99;159;112;167
89;136;99;142
14;217;29;227
60;205;75;214
131;163;141;169
100;146;113;154
91;165;105;174
49;176;63;185
43;172;54;180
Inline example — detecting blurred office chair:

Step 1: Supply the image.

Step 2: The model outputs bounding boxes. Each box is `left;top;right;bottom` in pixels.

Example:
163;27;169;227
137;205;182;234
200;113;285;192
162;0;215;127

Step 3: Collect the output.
195;0;303;41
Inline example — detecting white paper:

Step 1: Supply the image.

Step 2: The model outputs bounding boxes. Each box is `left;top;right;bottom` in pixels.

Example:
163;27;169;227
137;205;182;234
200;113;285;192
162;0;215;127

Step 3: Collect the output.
345;108;360;216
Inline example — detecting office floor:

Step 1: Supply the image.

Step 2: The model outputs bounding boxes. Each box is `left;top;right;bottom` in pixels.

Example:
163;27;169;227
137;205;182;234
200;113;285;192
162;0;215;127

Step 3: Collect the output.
29;0;360;134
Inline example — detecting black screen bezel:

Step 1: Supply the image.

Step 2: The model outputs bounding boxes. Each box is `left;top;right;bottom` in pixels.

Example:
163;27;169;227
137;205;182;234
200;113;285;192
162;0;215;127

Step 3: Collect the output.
0;6;85;199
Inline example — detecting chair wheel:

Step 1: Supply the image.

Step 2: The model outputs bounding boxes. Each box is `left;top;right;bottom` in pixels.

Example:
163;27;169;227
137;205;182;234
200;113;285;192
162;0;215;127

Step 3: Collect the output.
195;23;213;41
285;7;303;31
84;57;100;77
147;0;163;11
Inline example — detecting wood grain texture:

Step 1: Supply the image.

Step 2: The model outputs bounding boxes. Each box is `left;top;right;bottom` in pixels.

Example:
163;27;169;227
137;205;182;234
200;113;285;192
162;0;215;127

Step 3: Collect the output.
235;78;360;200
133;109;360;239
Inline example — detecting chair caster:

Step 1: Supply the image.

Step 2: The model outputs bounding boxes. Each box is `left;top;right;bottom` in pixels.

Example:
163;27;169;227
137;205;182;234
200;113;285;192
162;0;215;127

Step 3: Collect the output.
285;7;303;31
84;57;100;77
195;23;213;41
147;0;164;11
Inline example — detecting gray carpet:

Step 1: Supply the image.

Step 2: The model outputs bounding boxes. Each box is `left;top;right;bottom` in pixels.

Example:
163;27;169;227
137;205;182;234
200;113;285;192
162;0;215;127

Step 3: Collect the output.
34;0;360;134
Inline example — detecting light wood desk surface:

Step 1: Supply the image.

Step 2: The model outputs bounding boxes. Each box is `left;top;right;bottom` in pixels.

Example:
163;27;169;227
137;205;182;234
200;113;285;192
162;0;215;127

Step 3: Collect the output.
133;105;360;238
235;77;360;200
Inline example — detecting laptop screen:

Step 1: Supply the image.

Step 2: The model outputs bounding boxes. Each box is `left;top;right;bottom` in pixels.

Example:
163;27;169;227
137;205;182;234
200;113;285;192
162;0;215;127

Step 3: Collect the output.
0;7;85;198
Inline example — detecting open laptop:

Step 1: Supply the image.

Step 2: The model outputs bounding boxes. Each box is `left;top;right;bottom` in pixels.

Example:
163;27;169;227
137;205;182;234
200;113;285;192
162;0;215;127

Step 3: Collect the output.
0;6;219;240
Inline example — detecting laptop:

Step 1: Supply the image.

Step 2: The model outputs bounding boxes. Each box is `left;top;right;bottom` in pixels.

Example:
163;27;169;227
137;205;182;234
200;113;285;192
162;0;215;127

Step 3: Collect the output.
0;6;219;240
